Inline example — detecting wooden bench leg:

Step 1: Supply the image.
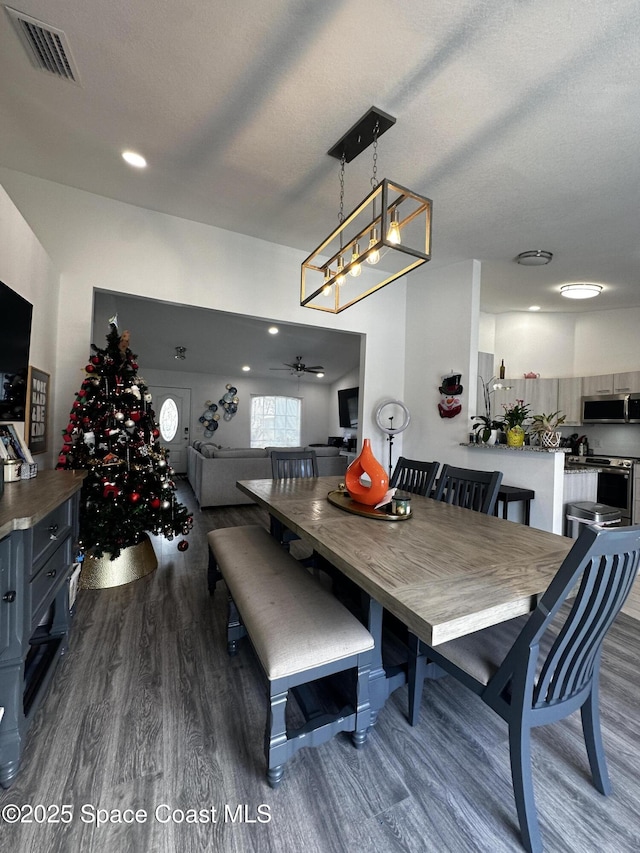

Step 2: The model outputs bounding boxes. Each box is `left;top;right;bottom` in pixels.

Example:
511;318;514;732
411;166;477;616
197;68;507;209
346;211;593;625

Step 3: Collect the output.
266;688;289;789
226;595;246;656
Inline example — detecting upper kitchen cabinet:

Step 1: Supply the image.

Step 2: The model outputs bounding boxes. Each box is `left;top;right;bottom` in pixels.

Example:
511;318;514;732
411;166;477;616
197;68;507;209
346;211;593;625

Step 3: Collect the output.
582;372;640;396
613;371;640;393
582;374;614;396
494;378;559;419
557;378;582;426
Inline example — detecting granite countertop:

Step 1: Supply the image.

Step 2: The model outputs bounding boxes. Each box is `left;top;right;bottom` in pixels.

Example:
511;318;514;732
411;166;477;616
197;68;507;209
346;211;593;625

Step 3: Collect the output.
463;443;569;453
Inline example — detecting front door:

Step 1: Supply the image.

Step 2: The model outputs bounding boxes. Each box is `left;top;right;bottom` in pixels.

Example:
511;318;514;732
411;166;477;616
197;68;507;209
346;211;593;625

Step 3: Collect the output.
149;386;191;474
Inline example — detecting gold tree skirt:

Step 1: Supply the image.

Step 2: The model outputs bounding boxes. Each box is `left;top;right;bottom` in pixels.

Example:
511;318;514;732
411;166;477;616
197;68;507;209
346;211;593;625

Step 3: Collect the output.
80;535;158;589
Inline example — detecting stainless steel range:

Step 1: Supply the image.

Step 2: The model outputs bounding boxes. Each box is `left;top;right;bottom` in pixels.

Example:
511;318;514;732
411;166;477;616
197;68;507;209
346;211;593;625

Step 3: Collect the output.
566;455;635;525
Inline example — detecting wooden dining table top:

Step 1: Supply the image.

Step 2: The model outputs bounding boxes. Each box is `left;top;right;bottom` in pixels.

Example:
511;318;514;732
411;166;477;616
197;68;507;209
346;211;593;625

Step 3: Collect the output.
237;476;575;647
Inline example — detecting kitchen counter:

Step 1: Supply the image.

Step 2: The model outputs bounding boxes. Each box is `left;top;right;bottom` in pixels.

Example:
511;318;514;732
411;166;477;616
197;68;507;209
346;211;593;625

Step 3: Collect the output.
464;443;569;454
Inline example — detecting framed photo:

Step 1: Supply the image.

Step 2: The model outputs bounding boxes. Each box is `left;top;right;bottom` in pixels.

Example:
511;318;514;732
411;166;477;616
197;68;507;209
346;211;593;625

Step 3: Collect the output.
25;366;50;455
0;422;33;463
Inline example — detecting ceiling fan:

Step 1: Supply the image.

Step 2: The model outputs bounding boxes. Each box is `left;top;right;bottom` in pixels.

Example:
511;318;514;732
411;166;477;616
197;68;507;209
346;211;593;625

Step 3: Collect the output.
270;356;324;375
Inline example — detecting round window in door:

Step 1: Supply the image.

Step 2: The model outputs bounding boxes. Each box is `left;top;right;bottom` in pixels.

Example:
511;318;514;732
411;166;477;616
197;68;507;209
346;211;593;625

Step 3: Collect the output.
159;397;179;442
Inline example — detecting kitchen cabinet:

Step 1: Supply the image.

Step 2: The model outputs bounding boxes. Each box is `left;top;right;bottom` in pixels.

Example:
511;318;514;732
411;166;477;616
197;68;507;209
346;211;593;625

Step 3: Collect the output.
0;471;84;788
494;378;558;420
613;371;640;394
581;374;614;396
557;378;582;426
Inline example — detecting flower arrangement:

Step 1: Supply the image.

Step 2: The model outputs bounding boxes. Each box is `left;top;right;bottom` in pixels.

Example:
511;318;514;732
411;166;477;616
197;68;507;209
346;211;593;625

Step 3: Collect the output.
501;399;531;431
472;376;507;442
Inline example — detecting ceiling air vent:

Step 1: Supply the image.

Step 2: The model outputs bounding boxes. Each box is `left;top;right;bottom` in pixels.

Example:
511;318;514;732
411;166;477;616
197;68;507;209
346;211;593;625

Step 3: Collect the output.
5;6;80;83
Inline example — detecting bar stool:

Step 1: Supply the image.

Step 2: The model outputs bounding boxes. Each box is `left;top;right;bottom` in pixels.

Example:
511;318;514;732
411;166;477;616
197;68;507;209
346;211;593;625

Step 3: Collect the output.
494;484;535;525
565;501;621;539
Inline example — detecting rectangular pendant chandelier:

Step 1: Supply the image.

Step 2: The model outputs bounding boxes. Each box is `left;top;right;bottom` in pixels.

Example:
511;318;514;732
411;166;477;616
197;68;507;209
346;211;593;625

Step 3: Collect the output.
301;179;432;313
300;107;432;314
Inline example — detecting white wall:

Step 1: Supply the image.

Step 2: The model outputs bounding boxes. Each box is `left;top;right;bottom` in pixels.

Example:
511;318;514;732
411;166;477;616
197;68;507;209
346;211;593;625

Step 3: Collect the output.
490;307;640;379
143;366;334;447
404;260;481;464
0;186;59;468
0;171;406;467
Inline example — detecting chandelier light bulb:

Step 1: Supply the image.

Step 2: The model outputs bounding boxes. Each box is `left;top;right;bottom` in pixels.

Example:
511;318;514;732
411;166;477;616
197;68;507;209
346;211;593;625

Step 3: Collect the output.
335;256;346;287
322;268;333;296
367;228;380;265
387;208;401;245
350;243;362;277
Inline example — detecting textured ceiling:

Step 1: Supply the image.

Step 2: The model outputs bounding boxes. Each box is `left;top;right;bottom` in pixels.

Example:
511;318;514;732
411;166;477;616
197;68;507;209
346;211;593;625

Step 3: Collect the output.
1;0;640;320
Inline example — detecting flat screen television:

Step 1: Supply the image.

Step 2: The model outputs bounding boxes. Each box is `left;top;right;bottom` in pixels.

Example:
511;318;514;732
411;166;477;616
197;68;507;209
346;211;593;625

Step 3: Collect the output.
0;280;33;422
338;386;359;429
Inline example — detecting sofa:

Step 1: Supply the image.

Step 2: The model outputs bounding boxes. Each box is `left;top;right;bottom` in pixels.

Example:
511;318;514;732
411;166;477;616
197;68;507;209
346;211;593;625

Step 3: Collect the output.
187;442;349;507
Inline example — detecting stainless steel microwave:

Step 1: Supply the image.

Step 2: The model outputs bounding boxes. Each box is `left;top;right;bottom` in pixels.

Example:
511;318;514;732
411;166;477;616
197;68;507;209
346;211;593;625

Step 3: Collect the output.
582;393;640;423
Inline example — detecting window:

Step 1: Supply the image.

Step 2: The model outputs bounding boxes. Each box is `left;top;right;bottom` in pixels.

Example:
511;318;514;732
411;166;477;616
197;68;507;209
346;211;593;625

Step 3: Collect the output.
250;396;301;447
159;397;179;442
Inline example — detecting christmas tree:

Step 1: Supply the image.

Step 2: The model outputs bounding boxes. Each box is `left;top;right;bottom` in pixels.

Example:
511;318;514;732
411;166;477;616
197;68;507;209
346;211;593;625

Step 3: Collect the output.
56;322;193;559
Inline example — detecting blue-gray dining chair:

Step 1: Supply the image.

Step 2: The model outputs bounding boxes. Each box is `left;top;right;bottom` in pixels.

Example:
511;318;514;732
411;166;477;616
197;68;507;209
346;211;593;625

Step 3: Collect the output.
390;457;440;497
433;463;503;514
408;524;640;853
269;450;318;548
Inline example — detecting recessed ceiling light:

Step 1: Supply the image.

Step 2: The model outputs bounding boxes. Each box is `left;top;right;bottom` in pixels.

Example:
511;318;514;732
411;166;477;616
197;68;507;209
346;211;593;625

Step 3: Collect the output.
528;305;541;311
242;365;251;372
560;283;603;299
122;150;147;168
268;326;279;335
515;250;553;266
316;372;325;378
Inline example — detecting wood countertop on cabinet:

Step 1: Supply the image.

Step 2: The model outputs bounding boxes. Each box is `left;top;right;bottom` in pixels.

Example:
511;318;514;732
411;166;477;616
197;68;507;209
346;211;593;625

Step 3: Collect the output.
0;470;86;538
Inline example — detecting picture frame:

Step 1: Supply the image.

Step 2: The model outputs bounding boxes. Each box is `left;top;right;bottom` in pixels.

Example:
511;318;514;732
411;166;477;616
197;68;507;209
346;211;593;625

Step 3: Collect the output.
0;422;34;464
25;366;50;455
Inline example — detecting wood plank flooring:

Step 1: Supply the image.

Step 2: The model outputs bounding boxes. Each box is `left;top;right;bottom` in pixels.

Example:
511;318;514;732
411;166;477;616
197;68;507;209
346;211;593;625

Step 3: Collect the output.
2;479;639;853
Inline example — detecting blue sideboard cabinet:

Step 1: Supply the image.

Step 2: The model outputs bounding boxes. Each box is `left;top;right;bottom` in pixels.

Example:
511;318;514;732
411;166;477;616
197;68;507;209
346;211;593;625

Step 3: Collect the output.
0;470;85;788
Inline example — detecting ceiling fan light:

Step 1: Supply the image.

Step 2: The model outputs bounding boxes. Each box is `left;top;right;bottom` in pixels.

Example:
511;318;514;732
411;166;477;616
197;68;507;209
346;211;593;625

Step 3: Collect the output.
560;282;603;299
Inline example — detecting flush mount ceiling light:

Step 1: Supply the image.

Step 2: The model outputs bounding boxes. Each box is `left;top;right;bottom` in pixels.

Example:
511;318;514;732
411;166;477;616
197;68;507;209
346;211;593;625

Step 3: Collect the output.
301;107;432;313
560;282;603;299
122;150;147;168
174;346;186;360
516;250;553;266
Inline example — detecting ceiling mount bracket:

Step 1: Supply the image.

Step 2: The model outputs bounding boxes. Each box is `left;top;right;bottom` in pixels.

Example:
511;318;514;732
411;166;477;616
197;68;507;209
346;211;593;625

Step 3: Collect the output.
327;107;396;163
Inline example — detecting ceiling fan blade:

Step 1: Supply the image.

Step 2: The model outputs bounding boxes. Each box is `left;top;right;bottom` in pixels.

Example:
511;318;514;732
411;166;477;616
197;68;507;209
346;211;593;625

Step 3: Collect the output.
304;366;324;371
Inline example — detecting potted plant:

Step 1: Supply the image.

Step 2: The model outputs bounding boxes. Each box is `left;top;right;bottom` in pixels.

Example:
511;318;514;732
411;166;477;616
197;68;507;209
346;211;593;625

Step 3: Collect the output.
501;399;531;447
472;376;506;444
529;411;566;448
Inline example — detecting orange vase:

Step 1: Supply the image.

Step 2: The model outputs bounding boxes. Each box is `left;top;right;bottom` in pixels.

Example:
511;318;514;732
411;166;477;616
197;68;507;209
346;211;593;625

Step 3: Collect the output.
345;439;389;506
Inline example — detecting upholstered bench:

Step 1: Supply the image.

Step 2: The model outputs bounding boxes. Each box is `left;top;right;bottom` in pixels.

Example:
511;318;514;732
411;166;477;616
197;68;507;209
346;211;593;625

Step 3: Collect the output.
207;525;374;787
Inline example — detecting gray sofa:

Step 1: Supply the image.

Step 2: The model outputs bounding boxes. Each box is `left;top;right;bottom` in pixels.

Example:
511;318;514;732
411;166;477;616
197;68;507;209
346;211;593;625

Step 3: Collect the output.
187;442;348;507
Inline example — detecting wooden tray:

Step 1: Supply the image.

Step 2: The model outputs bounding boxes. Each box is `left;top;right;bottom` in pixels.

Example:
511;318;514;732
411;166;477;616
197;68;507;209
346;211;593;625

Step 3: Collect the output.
327;489;412;521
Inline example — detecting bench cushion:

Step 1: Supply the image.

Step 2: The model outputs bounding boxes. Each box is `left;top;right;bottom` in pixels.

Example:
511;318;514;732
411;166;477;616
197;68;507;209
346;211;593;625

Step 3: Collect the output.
208;525;373;680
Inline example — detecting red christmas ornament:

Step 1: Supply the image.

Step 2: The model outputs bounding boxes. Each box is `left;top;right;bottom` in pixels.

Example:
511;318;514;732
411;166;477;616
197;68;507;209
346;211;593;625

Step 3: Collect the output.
69;413;79;422
129;491;141;504
63;433;72;443
152;428;160;438
57;455;66;465
177;540;189;552
91;355;101;365
85;364;95;373
72;401;83;410
150;497;161;510
130;411;142;422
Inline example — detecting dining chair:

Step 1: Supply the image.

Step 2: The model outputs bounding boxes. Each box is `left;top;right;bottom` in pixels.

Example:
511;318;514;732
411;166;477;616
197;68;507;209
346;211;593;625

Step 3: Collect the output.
390;457;440;497
408;523;640;853
433;463;503;514
269;450;318;548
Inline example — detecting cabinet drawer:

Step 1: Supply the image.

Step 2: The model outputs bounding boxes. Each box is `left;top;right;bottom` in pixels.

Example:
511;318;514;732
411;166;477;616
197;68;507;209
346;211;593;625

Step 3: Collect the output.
30;538;72;629
31;502;72;573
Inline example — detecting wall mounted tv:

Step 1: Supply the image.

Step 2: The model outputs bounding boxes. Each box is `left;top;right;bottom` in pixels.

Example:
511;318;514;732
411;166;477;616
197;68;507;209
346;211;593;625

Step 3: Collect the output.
0;281;33;422
338;386;359;429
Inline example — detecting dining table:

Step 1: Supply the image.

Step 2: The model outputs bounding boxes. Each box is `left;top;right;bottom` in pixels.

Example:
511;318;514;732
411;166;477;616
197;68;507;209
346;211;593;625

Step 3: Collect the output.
236;475;574;717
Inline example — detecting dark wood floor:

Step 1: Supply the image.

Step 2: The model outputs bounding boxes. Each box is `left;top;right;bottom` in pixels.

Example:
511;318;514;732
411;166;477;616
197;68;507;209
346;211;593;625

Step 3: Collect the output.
2;479;639;853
